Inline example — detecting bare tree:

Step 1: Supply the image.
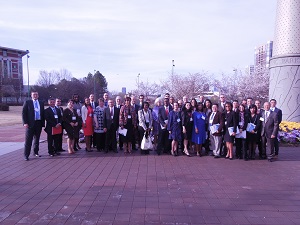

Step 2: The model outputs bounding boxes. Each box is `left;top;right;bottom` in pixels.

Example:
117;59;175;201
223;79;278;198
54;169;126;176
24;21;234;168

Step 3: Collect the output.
58;68;73;81
36;70;60;87
160;72;211;100
132;80;162;97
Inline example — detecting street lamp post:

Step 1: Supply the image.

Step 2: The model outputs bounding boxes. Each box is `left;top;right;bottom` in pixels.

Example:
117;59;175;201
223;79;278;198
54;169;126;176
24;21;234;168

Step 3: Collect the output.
94;70;96;96
233;69;237;99
137;73;140;93
172;60;175;76
26;50;30;98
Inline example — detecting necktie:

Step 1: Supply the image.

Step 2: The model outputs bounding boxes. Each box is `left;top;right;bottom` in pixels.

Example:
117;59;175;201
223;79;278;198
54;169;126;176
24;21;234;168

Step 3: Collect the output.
165;107;169;116
211;112;215;121
110;107;113;117
265;111;269;121
52;107;57;115
34;100;40;120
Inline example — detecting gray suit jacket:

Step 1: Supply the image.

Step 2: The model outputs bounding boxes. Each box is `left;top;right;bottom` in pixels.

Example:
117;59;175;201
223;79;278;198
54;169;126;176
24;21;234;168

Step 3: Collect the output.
103;106;119;130
261;110;279;138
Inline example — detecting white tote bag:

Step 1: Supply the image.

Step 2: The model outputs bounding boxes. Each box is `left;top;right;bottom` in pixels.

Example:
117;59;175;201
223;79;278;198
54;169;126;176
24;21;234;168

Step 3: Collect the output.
141;134;153;150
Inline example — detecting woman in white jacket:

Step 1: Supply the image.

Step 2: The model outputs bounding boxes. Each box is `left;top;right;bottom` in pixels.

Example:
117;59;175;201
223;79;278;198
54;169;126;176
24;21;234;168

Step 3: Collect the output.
138;102;153;155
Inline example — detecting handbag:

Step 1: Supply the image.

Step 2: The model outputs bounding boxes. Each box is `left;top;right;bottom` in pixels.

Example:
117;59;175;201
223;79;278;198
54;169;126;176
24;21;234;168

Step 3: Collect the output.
141;133;153;150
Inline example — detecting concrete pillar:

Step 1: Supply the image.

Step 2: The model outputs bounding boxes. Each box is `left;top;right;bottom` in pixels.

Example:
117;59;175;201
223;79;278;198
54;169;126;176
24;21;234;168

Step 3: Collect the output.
269;0;300;122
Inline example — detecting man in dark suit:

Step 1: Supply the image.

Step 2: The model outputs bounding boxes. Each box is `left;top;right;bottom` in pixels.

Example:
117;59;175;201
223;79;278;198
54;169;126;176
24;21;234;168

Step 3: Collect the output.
260;102;279;159
157;98;173;155
89;94;98;148
208;103;225;158
55;98;65;152
115;96;123;150
89;94;98;109
131;95;140;151
103;99;120;153
22;91;45;161
270;99;282;156
246;97;253;111
255;99;263;157
138;94;144;109
44;98;63;157
103;92;109;107
218;94;226;112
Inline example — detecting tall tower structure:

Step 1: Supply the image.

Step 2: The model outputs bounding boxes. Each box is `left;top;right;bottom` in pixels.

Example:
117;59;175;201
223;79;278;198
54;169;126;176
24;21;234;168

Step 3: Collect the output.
269;0;300;122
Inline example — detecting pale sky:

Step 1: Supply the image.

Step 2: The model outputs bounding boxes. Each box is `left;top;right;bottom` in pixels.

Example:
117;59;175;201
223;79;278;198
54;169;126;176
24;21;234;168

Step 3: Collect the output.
0;0;277;92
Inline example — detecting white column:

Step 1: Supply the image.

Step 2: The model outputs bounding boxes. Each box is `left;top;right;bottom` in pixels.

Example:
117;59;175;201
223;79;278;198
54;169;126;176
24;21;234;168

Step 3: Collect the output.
269;0;300;122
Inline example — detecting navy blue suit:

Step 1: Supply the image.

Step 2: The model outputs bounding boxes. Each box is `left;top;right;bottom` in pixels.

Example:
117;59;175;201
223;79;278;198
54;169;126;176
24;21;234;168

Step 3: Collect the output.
22;99;45;158
44;107;62;155
157;105;173;154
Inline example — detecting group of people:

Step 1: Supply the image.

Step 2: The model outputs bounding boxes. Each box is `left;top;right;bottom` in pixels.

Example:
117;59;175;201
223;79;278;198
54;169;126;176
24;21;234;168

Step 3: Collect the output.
22;91;282;161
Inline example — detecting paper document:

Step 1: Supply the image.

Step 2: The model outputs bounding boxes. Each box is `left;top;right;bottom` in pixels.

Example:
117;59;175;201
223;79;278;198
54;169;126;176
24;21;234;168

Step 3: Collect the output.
118;127;127;136
210;124;220;134
235;130;246;139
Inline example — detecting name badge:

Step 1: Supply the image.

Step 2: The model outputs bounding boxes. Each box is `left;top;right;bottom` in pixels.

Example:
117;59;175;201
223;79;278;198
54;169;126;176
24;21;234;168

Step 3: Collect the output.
89;113;93;117
111;116;113;119
260;117;264;121
72;116;76;120
225;121;227;125
177;118;181;123
201;115;205;120
54;115;58;119
128;115;132;119
190;118;193;122
239;122;243;126
76;109;81;116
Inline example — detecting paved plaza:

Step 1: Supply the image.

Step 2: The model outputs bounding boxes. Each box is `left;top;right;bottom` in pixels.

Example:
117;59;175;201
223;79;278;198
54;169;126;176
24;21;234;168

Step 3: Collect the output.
0;125;299;224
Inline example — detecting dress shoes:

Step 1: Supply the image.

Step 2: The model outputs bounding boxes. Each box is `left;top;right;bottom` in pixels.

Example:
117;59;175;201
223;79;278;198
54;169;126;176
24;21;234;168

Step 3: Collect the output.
55;152;61;156
214;155;220;158
49;154;54;157
24;157;29;161
59;149;66;152
35;154;41;157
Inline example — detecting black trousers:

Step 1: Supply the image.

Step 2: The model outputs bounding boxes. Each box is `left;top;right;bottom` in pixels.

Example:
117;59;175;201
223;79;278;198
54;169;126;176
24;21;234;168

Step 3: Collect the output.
105;124;117;151
95;132;106;150
47;133;60;155
235;138;247;159
57;132;63;151
131;127;138;150
157;129;171;154
220;134;227;156
274;137;279;155
24;120;43;157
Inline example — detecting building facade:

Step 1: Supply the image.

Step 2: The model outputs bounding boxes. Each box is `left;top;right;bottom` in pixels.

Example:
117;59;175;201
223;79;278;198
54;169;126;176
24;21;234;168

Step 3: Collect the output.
0;46;28;102
254;41;273;74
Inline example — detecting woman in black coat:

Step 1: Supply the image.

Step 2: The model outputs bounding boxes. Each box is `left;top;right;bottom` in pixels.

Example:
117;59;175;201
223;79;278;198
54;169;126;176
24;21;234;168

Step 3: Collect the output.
181;102;193;156
224;102;238;160
235;104;249;160
246;104;262;160
63;99;79;154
